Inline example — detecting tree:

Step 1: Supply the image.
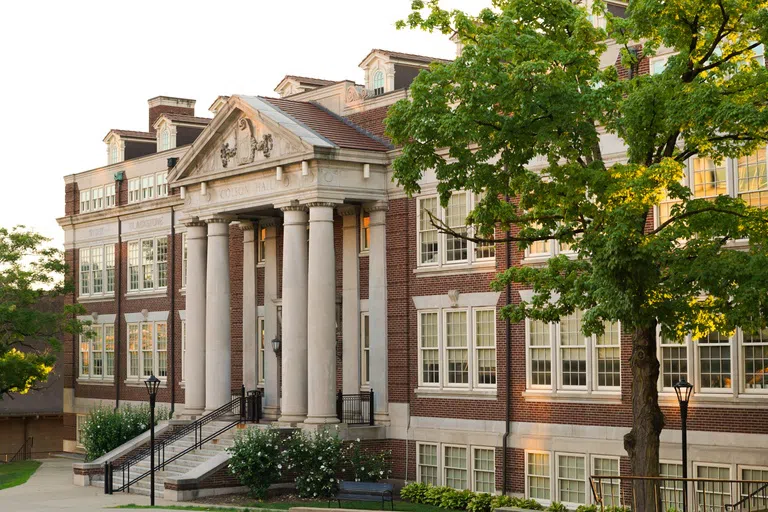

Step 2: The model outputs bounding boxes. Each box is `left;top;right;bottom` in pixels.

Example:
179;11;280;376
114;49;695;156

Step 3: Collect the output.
0;226;85;398
388;0;768;508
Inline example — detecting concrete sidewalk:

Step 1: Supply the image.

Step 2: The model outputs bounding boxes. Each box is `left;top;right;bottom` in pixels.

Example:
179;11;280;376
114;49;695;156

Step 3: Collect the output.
0;458;201;511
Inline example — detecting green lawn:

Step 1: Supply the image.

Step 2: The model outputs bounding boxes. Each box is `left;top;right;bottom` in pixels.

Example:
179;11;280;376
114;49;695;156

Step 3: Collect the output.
117;500;448;512
0;460;41;490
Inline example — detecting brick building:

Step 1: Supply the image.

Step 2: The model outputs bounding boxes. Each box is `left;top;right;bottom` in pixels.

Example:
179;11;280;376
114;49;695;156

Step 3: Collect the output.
59;27;768;507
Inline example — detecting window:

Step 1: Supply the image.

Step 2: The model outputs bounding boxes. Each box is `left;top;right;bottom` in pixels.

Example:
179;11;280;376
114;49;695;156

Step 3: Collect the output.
91;187;104;211
650;54;674;75
524;223;575;261
141;175;154;201
417;193;493;267
473;448;496;493
528;320;552;387
696;331;732;391
127;321;168;379
444;446;468;490
181;233;188;288
258;317;265;385
109;143;119;164
692;157;727;199
557;454;586;505
420;312;440;385
76;414;87;448
127;237;168;292
181;319;187;382
361;211;371;252
743;328;768;391
80;189;91;213
526;451;551;501
79;248;90;296
257;225;267;263
128;178;141;203
160;129;170;151
156;172;168;198
418;443;439;486
474;310;497;385
659;462;684;512
741;467;768;511
695;464;731;512
446;311;468;385
91;246;103;294
361;313;370;387
592;457;620;508
105;183;116;208
372;70;385;95
737;148;768;208
78;245;116;298
660;333;688;390
755;44;766;67
79;324;114;381
525;312;621;395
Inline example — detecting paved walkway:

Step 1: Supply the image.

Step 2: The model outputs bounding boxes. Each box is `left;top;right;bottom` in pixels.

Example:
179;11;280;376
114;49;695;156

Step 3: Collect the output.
0;458;200;511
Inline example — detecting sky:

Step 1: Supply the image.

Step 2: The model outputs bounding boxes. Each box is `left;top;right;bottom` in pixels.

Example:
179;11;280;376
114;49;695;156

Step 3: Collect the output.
0;0;490;249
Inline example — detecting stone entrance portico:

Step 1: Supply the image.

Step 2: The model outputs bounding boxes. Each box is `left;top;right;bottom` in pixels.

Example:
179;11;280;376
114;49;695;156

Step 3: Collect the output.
169;94;391;425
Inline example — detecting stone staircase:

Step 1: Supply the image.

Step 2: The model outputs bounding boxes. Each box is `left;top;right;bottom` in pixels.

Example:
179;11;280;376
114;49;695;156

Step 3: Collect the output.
94;420;241;497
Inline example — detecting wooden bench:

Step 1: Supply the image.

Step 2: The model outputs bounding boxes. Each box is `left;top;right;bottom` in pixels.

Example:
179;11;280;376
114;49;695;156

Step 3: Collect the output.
331;481;395;510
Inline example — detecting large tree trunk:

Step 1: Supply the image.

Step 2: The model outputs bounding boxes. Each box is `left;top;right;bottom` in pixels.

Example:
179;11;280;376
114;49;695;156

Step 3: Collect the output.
623;324;665;512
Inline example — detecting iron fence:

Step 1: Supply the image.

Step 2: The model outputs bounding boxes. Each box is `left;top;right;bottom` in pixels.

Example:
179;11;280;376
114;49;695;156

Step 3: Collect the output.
336;390;374;426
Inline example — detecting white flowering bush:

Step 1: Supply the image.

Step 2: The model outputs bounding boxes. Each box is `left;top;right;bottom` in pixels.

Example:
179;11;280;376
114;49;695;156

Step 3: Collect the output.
343;438;392;482
228;427;285;498
81;404;169;461
286;428;344;498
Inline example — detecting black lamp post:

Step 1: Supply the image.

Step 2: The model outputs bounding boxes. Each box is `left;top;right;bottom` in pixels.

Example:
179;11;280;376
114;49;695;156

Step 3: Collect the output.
145;374;161;506
271;337;281;355
674;378;693;512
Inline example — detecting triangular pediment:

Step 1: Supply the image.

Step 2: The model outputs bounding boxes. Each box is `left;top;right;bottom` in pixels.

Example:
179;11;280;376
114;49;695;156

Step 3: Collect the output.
169;95;334;184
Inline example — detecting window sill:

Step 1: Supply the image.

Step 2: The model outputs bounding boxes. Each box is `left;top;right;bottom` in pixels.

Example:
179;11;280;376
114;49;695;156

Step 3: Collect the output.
359;250;370;258
521;255;552;267
77;378;115;386
77;294;116;303
659;392;768;409
126;289;168;300
415;387;497;400
413;262;496;277
522;390;622;404
125;379;168;388
257;261;266;268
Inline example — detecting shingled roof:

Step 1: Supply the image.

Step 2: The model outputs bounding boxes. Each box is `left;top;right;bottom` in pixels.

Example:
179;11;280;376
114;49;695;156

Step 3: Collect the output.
282;75;339;87
106;129;156;140
359;48;454;67
158;113;212;125
261;97;390;152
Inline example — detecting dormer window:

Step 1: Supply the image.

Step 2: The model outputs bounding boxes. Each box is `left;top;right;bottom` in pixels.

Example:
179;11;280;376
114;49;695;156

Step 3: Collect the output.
160;129;170;151
373;70;385;96
109;143;119;165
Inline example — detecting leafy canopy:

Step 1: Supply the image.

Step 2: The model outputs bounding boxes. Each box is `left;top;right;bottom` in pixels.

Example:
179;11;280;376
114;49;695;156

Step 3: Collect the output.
0;226;86;397
387;0;768;339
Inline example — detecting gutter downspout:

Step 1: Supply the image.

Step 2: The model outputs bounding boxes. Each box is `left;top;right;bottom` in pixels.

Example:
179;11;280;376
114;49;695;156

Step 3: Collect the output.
115;174;123;411
169;206;176;418
404;196;412;483
502;191;512;495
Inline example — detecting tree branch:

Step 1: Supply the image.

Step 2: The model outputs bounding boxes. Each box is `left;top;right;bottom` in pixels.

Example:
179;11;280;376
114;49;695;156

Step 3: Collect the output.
648;205;763;236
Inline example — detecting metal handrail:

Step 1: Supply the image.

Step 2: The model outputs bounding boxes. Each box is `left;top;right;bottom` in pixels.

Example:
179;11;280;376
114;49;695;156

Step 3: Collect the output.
105;387;261;494
727;481;768;510
336;390;374;426
8;437;33;463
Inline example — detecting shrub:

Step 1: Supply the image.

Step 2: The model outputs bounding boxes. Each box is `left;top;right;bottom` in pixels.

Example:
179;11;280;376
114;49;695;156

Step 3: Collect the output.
467;492;494;512
547;503;567;512
285;428;344;498
342;438;392;482
424;486;454;506
81;404;169;461
401;482;430;503
514;498;545;510
491;494;516;509
575;506;598;512
441;489;475;510
227;427;284;499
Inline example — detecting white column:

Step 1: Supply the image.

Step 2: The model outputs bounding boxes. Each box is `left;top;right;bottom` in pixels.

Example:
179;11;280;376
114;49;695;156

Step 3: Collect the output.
204;217;232;411
278;206;309;424
262;219;280;419
367;202;389;422
339;206;361;394
241;221;257;391
305;203;339;424
184;221;207;416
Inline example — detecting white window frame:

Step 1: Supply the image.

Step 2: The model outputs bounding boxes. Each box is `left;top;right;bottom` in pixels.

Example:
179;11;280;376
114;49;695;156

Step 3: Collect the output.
591;455;621;507
659;460;685;512
694;462;732;511
181;319;187;383
360;210;371;253
738;465;768;508
258;316;265;386
141;175;154;201
472;446;497;494
694;331;734;395
416;307;497;394
361;312;370;389
80;189;91;213
126;320;168;382
417;442;440;486
473;308;497;388
257;224;267;264
525;449;553;505
155;171;168;198
650;53;677;75
91;186;104;211
76;414;87;448
128;178;141;203
109;142;120;164
555;452;588;508
443;444;469;490
78;244;115;299
78;324;114;382
594;321;622;391
372;69;385;96
740;328;768;394
105;183;116;208
416;193;495;268
126;237;168;293
181;232;188;289
415;442;495;492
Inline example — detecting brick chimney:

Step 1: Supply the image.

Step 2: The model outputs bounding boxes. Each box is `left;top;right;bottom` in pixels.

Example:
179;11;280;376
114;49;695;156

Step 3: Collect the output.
148;96;196;133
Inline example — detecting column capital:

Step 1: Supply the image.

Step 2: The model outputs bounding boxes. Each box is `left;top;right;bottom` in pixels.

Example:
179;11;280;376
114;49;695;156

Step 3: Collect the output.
305;201;338;209
238;220;256;231
205;216;234;225
281;205;307;213
364;201;389;213
337;205;359;217
183;217;207;228
259;217;282;228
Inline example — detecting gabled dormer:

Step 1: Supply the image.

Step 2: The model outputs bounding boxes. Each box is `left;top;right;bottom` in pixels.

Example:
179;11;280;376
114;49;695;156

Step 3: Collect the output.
103;130;155;165
274;75;338;98
153;113;211;152
358;49;452;97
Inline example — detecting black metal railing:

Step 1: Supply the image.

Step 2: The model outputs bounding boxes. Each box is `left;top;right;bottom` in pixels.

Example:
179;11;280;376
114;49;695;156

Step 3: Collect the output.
590;475;768;512
336;390;374;426
7;437;33;463
105;387;261;495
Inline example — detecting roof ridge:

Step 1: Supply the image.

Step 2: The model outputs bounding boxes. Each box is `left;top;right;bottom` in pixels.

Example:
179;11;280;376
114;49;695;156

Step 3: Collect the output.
309;101;394;150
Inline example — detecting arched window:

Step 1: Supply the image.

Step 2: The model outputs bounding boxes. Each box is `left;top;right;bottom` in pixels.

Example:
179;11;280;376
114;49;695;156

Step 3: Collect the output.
373;70;385;96
161;129;170;151
110;143;119;164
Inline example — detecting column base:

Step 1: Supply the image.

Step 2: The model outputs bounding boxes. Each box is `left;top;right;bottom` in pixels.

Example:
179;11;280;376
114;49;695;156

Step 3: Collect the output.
262;405;281;421
304;415;340;425
182;408;205;420
374;412;390;426
277;413;308;425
